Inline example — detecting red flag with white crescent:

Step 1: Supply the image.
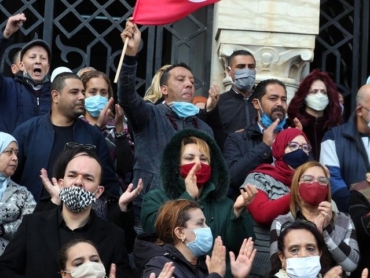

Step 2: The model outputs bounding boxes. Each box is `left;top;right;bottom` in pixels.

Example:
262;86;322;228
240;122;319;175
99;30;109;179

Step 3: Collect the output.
132;0;220;25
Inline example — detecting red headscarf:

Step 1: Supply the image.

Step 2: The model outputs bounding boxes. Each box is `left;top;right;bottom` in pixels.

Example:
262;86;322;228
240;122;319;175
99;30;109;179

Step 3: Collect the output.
250;128;310;186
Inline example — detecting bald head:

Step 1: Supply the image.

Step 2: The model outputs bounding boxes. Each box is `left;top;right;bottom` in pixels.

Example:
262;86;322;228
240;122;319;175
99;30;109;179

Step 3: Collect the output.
356;84;370;105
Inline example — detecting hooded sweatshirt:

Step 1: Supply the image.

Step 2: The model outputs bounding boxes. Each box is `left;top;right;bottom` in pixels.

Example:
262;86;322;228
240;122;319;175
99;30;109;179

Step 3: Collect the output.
140;129;255;277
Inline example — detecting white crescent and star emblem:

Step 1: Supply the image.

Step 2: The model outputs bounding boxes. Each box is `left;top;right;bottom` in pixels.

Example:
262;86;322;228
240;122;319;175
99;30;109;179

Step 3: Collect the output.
188;0;207;2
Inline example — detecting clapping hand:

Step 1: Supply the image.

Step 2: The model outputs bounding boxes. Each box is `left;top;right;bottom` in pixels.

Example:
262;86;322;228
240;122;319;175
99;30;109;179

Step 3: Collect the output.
114;104;125;134
149;262;175;278
319;201;332;227
230;237;257;278
262;118;279;147
323;266;342;278
119;178;143;212
206;85;220;112
96;98;114;129
184;162;201;199
234;185;258;217
206;236;226;277
40;168;61;205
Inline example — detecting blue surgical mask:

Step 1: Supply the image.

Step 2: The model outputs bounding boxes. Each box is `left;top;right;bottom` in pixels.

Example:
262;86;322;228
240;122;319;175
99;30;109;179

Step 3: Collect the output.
257;100;286;131
85;95;108;118
283;149;309;169
231;68;256;92
185;227;213;257
171;102;200;118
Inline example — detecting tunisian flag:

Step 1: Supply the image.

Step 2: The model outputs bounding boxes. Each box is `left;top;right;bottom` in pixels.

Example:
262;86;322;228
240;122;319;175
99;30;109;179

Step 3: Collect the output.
132;0;220;25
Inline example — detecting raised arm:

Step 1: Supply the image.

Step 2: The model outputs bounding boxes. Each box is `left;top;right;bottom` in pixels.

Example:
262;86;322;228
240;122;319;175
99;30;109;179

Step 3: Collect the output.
117;19;151;133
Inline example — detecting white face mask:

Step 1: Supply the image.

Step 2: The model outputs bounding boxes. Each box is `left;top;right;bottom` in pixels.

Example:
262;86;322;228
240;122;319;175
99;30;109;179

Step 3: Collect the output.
305;93;329;111
285;256;321;278
65;261;106;278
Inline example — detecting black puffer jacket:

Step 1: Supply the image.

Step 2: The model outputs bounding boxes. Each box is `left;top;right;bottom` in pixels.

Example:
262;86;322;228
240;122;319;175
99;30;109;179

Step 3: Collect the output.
134;233;222;278
223;122;273;200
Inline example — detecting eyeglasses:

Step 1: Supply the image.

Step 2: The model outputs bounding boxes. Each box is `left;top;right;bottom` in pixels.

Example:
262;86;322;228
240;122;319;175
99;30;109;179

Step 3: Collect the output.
64;142;96;151
287;142;312;153
280;219;317;233
300;175;329;186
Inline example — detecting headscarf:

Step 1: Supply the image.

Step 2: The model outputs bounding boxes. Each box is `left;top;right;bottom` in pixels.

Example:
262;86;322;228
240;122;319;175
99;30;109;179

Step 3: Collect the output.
250;128;310;186
0;132;18;200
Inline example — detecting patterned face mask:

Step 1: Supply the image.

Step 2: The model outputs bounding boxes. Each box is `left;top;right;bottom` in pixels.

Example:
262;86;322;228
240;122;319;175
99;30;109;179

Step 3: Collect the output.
59;186;97;213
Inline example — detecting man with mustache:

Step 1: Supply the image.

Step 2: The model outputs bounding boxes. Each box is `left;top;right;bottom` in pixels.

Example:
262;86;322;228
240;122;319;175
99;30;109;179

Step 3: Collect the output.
12;72;120;201
0;13;52;133
223;79;291;200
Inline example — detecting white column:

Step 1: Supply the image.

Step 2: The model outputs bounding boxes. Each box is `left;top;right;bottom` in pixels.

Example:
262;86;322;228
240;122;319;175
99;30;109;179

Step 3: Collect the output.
211;0;320;103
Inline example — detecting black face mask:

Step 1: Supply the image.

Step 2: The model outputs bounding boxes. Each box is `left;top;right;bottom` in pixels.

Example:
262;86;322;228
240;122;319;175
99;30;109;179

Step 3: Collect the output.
283;149;309;169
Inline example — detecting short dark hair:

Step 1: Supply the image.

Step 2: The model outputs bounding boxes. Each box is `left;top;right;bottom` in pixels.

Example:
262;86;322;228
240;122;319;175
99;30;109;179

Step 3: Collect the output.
51;72;80;93
59;238;98;270
12;50;21;64
228;50;255;66
253;79;287;101
269;220;331;276
53;147;102;183
159;63;193;86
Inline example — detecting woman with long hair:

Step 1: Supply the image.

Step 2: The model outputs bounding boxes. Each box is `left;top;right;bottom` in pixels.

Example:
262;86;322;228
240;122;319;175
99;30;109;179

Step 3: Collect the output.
270;161;359;273
287;69;342;160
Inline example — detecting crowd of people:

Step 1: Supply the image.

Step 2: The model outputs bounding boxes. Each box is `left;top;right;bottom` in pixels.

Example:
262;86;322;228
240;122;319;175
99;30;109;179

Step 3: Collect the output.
0;12;369;278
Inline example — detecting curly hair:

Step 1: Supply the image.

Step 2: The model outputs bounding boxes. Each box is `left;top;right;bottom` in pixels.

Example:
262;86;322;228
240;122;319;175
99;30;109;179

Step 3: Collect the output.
287;69;342;128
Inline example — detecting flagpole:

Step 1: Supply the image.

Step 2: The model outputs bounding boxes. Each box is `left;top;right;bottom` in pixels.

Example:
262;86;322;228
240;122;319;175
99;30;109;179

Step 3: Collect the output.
114;37;129;84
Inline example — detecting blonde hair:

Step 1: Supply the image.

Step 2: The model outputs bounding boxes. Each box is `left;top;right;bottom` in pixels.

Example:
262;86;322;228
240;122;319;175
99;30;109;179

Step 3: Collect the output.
180;136;211;164
290;161;332;218
144;65;172;103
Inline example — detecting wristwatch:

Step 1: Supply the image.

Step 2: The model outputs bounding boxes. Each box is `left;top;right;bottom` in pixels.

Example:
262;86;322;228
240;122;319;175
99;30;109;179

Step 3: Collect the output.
115;131;126;138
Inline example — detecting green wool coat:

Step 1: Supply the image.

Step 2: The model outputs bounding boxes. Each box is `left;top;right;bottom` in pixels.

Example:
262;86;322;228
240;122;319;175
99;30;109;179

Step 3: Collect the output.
140;129;255;258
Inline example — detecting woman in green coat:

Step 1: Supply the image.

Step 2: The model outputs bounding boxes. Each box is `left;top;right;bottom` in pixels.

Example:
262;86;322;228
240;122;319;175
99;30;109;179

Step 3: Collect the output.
141;129;256;257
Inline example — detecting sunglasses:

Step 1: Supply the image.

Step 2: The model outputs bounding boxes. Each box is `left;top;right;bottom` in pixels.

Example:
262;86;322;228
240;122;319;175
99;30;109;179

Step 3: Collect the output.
300;174;329;186
64;142;96;151
287;141;312;153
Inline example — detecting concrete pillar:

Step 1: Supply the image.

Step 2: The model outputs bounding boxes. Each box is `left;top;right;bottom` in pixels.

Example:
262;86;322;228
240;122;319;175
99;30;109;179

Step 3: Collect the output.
211;0;320;103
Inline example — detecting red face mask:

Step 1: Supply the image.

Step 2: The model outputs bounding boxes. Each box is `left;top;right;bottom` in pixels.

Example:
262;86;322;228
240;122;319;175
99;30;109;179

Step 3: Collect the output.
180;162;211;188
299;182;328;207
